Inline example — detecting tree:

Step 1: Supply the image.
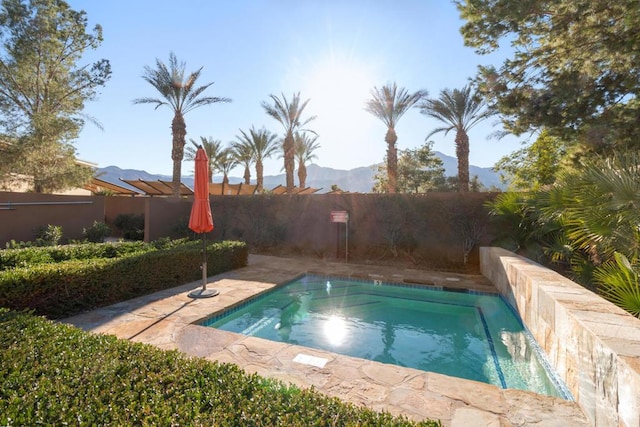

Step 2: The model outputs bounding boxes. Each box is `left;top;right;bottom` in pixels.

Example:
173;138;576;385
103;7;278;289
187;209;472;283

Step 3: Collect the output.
457;0;640;151
397;141;446;193
372;141;446;193
133;52;230;197
294;131;320;188
216;147;237;185
364;82;426;193
234;126;279;192
232;139;253;185
185;136;222;183
494;129;567;191
261;92;316;194
0;0;111;193
418;85;489;192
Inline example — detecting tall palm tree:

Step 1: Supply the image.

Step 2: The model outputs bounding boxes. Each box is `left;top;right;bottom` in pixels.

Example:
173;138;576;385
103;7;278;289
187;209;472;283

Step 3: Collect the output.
185;136;223;183
133;52;231;197
261;92;316;194
364;82;426;193
234;126;279;191
216;147;238;185
232;140;253;185
294;132;320;188
418;85;489;192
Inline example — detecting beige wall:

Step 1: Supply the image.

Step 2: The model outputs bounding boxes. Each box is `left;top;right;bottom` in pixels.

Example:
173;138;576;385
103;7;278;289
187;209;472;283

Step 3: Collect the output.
0;192;105;244
144;192;497;265
0;192;497;266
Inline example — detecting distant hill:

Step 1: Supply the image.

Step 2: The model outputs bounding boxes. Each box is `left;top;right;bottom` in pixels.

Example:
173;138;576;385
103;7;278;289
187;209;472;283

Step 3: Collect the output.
95;151;503;194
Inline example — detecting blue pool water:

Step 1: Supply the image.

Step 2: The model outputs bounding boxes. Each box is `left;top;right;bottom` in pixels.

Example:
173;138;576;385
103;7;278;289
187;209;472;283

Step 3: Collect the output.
201;274;571;399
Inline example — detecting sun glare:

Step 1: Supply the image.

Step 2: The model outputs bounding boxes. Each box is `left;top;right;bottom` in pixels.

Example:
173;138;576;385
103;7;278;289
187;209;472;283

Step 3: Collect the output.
323;314;348;347
303;59;377;154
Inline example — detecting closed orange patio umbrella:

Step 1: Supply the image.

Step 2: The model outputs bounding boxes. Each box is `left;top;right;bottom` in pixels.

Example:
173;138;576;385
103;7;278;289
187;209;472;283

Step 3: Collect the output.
188;146;218;298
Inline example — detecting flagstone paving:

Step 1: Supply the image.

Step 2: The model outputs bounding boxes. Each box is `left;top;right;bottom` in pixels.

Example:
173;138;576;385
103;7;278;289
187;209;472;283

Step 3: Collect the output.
64;254;589;426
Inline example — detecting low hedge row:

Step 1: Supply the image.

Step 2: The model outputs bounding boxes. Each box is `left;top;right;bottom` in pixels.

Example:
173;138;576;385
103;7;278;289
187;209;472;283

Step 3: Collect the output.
0;239;193;271
0;309;440;426
0;240;248;319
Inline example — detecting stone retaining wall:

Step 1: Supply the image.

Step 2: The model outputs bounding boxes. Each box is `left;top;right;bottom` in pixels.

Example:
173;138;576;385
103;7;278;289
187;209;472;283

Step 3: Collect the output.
480;247;640;427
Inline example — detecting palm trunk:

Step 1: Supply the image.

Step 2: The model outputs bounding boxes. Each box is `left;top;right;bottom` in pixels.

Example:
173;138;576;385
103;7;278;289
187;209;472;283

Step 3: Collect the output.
256;160;264;192
284;132;295;193
171;112;187;198
298;162;307;188
455;130;470;192
243;166;251;185
385;127;398;194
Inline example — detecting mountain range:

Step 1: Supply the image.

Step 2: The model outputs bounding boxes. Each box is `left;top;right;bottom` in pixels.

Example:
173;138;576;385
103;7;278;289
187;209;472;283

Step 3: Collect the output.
96;151;504;194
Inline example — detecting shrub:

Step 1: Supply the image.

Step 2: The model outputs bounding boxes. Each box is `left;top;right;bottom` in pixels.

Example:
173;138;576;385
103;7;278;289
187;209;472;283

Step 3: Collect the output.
0;309;440;426
0;240;248;318
34;224;63;246
0;241;149;271
83;221;111;243
114;213;144;240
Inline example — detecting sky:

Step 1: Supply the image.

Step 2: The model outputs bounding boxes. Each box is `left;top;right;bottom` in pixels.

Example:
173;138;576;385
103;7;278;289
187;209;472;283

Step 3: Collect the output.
69;0;525;178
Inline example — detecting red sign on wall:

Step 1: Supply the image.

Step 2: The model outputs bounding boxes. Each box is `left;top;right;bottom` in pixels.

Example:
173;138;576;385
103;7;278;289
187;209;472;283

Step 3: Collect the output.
330;210;349;223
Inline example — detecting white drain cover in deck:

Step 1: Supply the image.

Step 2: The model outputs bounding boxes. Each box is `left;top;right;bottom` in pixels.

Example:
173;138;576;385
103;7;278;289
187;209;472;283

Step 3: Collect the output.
293;353;328;368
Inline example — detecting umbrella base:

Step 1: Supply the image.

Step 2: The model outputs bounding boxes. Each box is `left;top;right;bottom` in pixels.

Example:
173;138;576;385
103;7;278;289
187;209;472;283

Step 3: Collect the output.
188;288;219;298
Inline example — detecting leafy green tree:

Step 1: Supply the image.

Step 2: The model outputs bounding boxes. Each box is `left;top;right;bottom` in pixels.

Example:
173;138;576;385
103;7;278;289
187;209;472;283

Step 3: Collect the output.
261;92;316;194
494;129;567;190
418;85;489;192
0;0;110;193
457;0;640;151
294;131;320;188
185;136;222;183
397;141;446;193
372;141;446;193
134;52;230;197
364;82;426;193
234;126;279;192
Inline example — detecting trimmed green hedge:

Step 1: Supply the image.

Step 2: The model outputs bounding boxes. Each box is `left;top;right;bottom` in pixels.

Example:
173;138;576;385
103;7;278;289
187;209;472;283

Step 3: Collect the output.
0;241;151;270
0;240;248;319
0;309;440;426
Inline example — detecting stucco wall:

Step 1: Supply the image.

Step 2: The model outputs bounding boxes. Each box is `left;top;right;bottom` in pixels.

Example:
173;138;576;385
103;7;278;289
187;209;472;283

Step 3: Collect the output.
144;192;497;265
0;192;105;244
480;246;640;427
0;192;497;267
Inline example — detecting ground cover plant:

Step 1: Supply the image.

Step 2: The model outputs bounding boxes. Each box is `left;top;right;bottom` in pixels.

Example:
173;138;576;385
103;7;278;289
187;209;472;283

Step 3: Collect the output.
0;309;441;426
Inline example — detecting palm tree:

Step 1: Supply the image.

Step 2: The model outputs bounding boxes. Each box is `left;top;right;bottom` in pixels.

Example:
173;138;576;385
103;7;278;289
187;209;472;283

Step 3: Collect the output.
261;92;316;194
418;85;489;192
216;147;238;185
232;140;253;185
234;126;279;192
185;136;223;183
133;52;231;197
294;132;320;188
364;82;426;193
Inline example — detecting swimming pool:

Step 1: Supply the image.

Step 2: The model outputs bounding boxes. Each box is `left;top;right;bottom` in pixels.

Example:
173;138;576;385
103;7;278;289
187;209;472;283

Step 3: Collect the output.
201;274;571;399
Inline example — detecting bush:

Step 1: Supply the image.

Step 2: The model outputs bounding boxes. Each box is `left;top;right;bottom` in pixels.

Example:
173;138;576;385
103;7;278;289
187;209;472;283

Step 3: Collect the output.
83;221;111;243
0;241;149;271
0;309;440;426
114;213;144;240
0;240;248;318
34;224;63;246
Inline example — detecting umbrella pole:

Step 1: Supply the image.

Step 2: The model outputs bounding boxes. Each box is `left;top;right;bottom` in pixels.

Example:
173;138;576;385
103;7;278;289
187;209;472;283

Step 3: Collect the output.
188;231;219;298
202;232;207;291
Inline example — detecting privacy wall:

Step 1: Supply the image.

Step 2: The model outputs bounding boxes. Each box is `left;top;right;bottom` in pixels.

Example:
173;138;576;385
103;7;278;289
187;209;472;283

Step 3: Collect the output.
0;192;497;266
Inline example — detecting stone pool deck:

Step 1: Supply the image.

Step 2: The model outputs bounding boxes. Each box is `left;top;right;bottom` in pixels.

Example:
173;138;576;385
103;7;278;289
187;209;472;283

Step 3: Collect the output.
64;254;589;426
